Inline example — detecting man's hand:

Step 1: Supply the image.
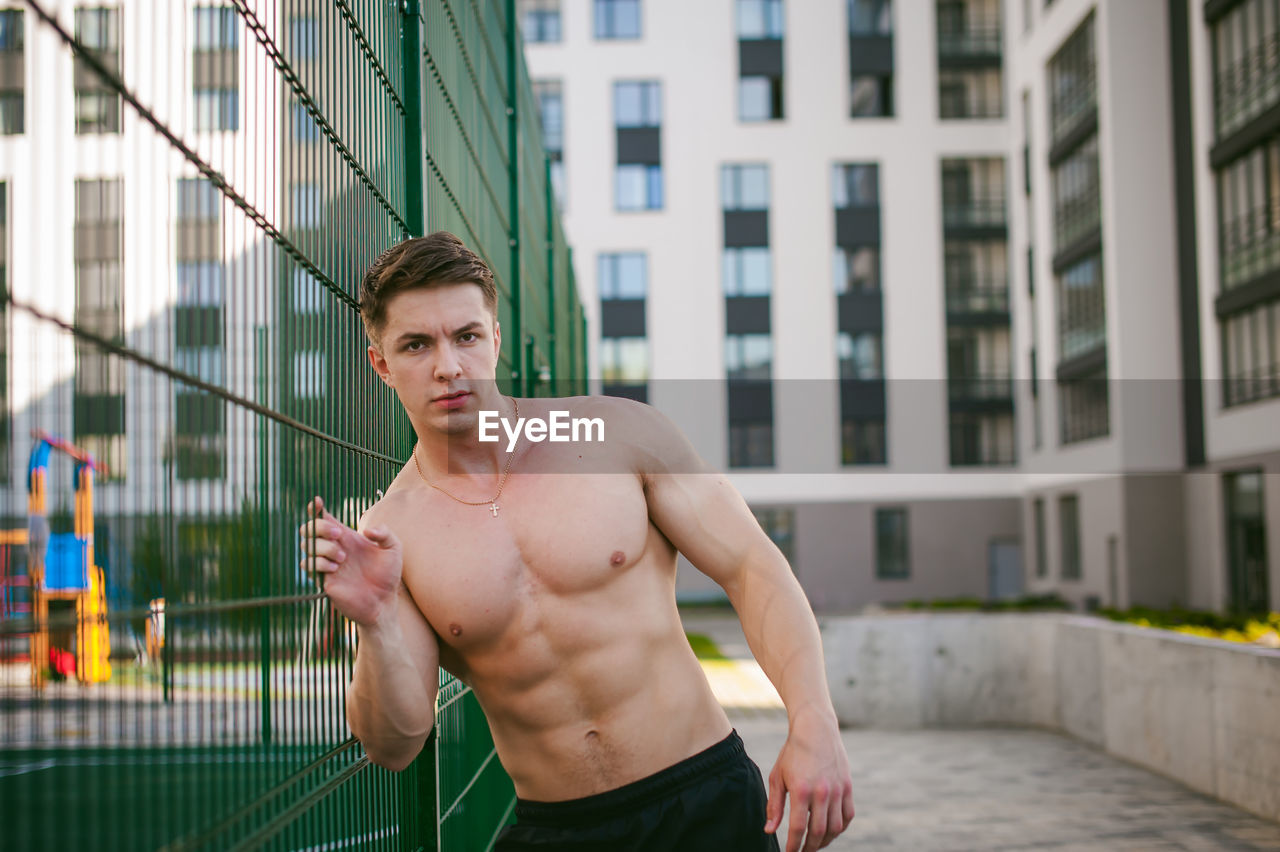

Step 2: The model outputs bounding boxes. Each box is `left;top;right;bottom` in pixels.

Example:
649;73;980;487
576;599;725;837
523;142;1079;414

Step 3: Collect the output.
298;496;403;627
764;709;855;852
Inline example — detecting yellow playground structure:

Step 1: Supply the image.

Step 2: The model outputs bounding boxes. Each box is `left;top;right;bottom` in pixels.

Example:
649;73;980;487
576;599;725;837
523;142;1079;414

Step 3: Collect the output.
0;431;111;687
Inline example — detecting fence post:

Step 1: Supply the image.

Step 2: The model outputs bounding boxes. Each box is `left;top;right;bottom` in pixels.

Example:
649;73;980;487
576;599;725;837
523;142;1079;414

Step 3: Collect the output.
545;156;556;390
401;0;425;240
506;0;524;396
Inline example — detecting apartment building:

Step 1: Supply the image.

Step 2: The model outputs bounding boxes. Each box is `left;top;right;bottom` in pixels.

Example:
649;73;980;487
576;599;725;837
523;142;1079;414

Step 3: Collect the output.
522;0;1279;612
0;1;406;604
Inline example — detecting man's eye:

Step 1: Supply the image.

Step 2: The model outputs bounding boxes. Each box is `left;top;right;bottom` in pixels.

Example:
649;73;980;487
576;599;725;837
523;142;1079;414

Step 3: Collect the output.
406;341;426;351
459;333;478;343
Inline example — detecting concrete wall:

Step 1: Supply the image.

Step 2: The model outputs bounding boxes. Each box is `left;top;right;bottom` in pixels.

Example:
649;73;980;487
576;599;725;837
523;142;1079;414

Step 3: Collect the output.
822;613;1280;822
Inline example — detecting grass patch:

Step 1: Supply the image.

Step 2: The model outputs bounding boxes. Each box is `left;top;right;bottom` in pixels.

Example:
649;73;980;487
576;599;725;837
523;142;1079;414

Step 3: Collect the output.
685;632;727;661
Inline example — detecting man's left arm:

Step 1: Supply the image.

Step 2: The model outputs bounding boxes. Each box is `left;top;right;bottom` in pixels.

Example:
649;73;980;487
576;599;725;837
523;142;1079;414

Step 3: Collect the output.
628;405;855;852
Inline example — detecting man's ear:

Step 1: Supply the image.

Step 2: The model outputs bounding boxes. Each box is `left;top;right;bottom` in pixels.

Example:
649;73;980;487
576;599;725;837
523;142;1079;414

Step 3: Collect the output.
368;344;395;387
492;319;502;360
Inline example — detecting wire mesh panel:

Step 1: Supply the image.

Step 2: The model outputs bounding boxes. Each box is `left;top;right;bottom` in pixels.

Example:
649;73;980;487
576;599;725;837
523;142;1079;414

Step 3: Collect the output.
0;1;584;849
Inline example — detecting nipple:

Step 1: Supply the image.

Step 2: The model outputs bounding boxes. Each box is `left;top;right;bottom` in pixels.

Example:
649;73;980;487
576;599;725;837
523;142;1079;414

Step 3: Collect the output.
609;550;626;567
449;623;463;637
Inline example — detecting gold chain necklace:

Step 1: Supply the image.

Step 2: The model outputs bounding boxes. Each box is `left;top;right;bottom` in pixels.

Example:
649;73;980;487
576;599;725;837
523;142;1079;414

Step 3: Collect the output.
412;397;518;518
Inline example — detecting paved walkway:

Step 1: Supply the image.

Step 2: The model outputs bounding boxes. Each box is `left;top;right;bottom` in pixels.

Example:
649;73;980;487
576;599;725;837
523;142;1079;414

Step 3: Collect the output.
683;611;1280;851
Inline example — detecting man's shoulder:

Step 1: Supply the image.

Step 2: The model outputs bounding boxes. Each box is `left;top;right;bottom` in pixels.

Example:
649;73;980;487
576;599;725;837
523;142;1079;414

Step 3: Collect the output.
357;463;415;532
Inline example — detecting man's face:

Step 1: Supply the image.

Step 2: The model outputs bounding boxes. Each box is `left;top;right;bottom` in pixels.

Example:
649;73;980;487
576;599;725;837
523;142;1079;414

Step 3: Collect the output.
368;283;501;437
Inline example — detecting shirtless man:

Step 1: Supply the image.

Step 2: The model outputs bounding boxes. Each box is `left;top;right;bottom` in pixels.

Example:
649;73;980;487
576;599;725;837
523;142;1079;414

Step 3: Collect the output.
299;232;854;851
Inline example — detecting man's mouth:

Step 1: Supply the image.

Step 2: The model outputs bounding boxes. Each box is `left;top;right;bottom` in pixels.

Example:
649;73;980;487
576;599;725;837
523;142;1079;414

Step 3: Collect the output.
433;391;470;409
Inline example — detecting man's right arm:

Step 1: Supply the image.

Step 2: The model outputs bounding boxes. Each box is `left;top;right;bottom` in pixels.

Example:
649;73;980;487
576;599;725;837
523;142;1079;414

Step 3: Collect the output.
346;579;439;772
300;497;439;771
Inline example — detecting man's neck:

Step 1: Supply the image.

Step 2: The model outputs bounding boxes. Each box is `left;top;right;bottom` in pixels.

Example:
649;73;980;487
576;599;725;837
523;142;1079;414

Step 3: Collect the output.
413;394;518;479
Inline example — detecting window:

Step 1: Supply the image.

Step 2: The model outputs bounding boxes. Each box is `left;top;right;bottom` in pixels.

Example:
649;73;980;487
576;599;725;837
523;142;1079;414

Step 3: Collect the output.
192;7;239;132
615;164;662;211
850;74;892;118
739;76;784;122
294;351;326;399
1211;0;1280;139
599;338;648;384
193;6;238;51
289;15;317;60
76;7;119;49
723;248;772;296
74;178;125;480
1224;469;1271;613
849;0;892;34
1217;135;1280;292
729;423;774;468
534;80;565;208
737;1;785;121
739;0;784;38
938;68;1003;120
837;331;882;379
194;89;238;132
1033;498;1047;578
833;164;879;207
534;80;563;153
0;182;7;482
600;252;648;401
1051;135;1100;250
292;102;320;142
1059;369;1108;444
1056;253;1105;361
1222;297;1280;407
753;507;795;564
290;182;321;229
520;0;562;43
1047;13;1096;147
725;334;772;381
74;8;123;134
293;267;326;314
721;164;769;211
843;420;886;465
598;253;647;299
0;9;23;135
177;262;223;306
875;507;909;579
614;81;661;127
833;246;881;293
594;0;640;39
177;178;221;221
1058;495;1080;580
0;9;21;50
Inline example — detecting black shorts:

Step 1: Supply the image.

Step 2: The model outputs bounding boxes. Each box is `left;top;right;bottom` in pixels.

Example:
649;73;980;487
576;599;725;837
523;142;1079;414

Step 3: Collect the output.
494;729;780;851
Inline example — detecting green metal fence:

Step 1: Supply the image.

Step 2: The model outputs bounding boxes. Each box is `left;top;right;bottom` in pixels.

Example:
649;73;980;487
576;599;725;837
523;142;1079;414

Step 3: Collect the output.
0;1;584;849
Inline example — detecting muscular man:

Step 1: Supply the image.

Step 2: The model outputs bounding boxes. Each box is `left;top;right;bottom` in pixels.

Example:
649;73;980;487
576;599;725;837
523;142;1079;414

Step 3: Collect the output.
299;233;854;851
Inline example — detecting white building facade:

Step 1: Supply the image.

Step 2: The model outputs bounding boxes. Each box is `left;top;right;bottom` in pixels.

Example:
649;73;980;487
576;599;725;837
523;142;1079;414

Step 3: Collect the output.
522;0;1280;613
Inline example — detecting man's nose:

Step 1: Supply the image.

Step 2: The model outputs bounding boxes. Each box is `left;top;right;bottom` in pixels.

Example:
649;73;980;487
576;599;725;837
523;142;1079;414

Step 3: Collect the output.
434;344;463;380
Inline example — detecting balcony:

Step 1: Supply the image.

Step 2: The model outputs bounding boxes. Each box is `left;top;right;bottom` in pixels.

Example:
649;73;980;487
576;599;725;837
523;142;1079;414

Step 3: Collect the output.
1213;31;1280;141
942;280;1008;317
947;375;1014;409
937;22;1001;66
1220;207;1280;292
943;198;1006;236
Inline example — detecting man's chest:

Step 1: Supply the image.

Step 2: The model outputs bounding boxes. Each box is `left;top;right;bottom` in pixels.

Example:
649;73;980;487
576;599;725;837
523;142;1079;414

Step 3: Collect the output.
396;471;657;652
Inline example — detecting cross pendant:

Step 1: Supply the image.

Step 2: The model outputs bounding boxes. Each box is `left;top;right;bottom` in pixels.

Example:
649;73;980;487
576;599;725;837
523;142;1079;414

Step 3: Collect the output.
489;503;500;518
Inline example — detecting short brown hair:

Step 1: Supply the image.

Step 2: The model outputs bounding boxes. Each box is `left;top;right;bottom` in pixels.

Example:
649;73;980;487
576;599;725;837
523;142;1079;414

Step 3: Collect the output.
359;232;498;344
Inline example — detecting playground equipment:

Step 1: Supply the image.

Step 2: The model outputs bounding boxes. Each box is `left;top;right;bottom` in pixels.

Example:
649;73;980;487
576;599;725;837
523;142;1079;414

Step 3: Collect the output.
1;431;112;687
